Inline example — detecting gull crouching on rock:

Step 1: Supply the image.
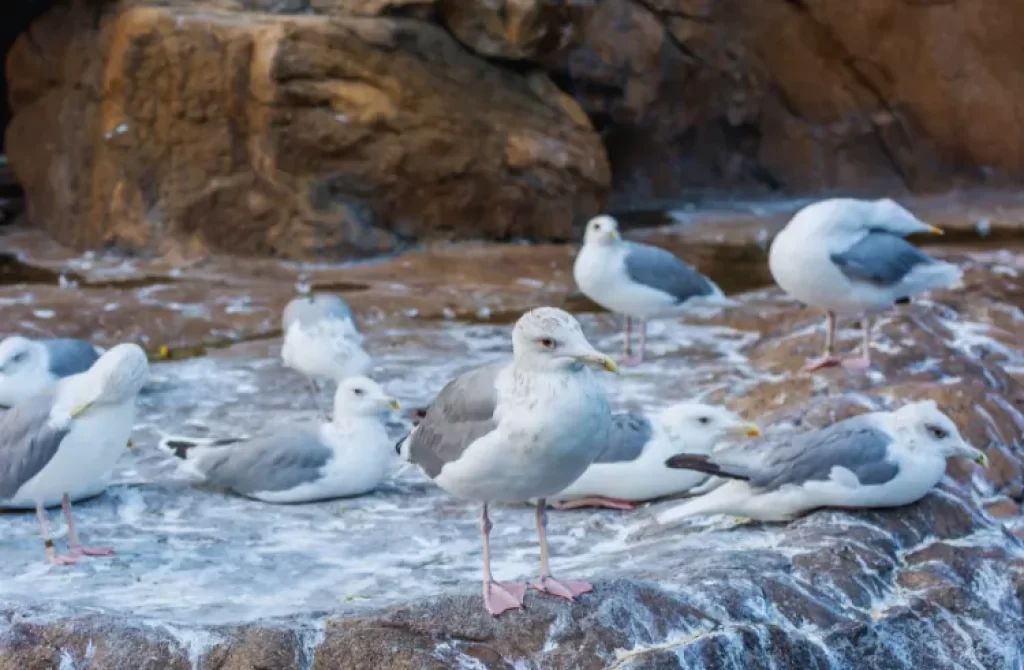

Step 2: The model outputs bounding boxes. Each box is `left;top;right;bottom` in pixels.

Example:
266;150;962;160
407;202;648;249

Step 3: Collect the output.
0;343;148;565
548;402;761;511
768;198;962;372
0;336;102;407
573;215;730;366
159;377;400;504
654;400;987;526
281;292;372;419
396;307;619;616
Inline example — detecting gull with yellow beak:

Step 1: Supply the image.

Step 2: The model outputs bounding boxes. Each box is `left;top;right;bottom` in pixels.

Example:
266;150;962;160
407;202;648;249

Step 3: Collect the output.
547;402;762;511
573;215;730;366
396;307;619;616
158;376;400;504
0;343;148;565
769;198;962;372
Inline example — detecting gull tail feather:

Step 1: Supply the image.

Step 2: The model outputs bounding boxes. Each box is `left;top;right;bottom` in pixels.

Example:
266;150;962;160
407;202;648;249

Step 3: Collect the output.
157;435;244;461
394;427;417;461
905;259;964;292
665;453;753;481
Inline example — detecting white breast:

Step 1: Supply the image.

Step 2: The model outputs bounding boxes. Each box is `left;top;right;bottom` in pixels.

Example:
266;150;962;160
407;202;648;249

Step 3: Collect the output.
574;245;681;319
281;321;371;381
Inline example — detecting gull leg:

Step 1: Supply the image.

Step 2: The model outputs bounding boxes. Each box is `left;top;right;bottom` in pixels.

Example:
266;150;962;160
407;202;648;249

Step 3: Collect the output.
532;499;592;600
802;311;841;372
622;316;633;359
550;497;638;511
842;316;873;370
480;503;526;616
64;493;112;557
620;318;645;367
305;376;330;421
36;503;78;566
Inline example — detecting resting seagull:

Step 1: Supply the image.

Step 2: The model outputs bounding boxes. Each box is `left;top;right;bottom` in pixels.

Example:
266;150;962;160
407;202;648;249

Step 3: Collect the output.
0;343;148;565
159;377;399;503
768;198;962;372
549;402;761;511
653;400;987;526
573;215;729;365
396;307;618;616
0;336;101;407
281;293;372;418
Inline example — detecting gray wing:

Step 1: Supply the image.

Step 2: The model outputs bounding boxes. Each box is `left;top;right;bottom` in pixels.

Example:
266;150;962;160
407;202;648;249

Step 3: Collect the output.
196;428;334;494
593;412;653;464
623;242;717;304
282;294;355;330
830;231;935;288
42;338;100;378
740;417;898;491
0;388;69;498
405;362;504;479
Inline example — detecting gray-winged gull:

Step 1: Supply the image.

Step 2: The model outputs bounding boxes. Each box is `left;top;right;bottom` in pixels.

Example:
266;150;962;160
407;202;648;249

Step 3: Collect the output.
653;400;987;526
0;336;102;407
548;401;761;511
768;198;961;372
396;306;619;616
573;215;730;366
158;376;400;503
0;343;148;564
281;292;371;418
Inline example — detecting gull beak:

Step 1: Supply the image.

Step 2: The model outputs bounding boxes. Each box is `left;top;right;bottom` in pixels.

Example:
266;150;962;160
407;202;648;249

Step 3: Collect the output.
927;225;944;235
605;230;620;241
70;401;94;419
576;352;620;375
127;439;134;449
728;422;761;439
389;398;401;411
956;443;988;467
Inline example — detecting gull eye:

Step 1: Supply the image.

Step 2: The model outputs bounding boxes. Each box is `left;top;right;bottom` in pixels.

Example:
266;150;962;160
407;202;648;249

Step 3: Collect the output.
539;337;556;349
925;424;948;440
698;417;711;425
353;388;365;396
11;352;25;364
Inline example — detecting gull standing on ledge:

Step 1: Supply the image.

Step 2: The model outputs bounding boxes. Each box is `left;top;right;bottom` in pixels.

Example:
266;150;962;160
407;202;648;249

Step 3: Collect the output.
549;402;761;511
0;336;101;407
768;198;962;372
573;215;729;366
396;307;618;616
653;400;987;526
158;377;400;503
0;343;148;565
281;292;371;418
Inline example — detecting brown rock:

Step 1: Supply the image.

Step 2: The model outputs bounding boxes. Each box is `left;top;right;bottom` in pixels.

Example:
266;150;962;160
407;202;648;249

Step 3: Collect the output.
5;1;608;260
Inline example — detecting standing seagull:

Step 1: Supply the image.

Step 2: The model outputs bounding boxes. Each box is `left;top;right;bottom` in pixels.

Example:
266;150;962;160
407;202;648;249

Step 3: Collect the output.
654;400;987;526
0;336;101;407
281;293;372;418
0;343;148;564
573;215;728;366
158;377;400;503
396;307;619;616
768;198;962;372
549;402;761;511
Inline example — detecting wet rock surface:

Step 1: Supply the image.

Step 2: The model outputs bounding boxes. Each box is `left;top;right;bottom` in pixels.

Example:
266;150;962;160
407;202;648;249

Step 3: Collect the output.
2;204;1024;668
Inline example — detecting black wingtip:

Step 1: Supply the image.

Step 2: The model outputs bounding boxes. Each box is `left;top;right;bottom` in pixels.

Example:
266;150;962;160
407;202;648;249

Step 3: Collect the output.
394;436;407;455
894;296;911;305
163;440;196;460
665;453;750;481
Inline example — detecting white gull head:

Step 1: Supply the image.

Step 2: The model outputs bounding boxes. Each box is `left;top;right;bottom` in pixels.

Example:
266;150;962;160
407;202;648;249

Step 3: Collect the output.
0;336;51;406
889;399;986;465
332;376;400;419
511;307;618;375
581;215;622;248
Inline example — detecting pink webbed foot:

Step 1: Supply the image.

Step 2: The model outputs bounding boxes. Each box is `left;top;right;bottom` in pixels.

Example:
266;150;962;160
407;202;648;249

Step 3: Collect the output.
551;497;637;511
483;581;527;616
533;575;593;601
70;545;114;558
841;356;872;371
801;355;840;372
47;552;81;566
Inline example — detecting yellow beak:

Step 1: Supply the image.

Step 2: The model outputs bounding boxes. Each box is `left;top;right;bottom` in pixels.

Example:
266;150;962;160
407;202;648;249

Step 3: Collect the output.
927;225;944;235
389;399;402;411
70;402;93;419
578;353;619;375
729;422;761;438
973;451;989;467
127;439;134;449
605;230;620;241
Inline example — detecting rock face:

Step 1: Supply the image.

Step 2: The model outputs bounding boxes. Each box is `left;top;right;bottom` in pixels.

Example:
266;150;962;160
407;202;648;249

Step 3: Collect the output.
4;0;607;260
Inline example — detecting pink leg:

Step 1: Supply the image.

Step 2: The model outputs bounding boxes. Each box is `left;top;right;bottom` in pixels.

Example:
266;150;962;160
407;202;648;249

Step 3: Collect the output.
36;503;79;566
841;316;873;370
620;319;645;367
550;497;637;511
63;493;113;558
532;499;592;600
480;504;526;616
802;311;840;372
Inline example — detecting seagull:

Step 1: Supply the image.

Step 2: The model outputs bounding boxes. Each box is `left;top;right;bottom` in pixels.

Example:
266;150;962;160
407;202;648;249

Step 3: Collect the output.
0;343;149;565
158;376;400;503
653;400;987;526
573;215;730;366
768;198;962;372
0;336;102;407
396;307;619;616
548;402;761;511
281;293;372;418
